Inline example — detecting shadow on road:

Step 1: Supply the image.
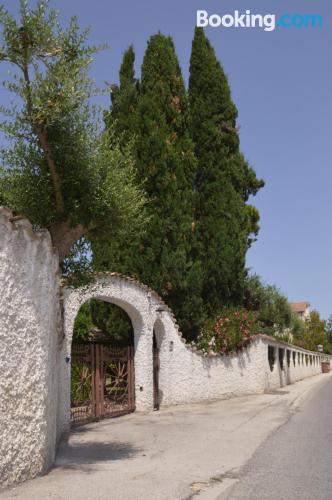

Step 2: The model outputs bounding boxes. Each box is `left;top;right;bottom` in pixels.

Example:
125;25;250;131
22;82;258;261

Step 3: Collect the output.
55;440;142;472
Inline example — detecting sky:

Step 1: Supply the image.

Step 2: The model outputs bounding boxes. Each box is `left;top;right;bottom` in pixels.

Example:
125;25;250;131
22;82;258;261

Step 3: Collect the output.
1;0;331;318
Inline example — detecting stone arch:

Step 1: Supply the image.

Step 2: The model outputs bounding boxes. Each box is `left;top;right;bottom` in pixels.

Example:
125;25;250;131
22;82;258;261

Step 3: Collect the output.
57;273;179;438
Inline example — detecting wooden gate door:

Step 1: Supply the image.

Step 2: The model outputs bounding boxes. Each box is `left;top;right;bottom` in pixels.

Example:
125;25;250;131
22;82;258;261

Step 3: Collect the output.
98;345;135;419
70;344;95;426
71;343;135;427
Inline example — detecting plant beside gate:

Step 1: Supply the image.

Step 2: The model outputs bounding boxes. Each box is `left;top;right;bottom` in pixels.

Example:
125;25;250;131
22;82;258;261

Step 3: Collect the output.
193;307;259;356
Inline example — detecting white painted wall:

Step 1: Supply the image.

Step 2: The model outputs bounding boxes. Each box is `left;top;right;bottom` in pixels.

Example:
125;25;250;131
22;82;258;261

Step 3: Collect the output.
63;277;327;412
154;316;325;406
0;207;330;489
0;208;61;488
259;336;324;390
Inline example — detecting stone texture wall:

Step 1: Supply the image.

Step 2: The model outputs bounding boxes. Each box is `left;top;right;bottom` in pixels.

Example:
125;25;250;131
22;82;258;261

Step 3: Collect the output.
0;207;329;490
155;315;325;407
63;275;328;414
0;208;61;488
259;336;324;390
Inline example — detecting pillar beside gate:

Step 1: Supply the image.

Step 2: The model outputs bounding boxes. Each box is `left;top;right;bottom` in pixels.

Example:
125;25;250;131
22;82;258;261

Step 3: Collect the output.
133;321;154;412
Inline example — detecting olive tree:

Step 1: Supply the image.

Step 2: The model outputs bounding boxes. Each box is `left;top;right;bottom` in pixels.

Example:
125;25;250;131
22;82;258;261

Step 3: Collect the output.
0;0;146;268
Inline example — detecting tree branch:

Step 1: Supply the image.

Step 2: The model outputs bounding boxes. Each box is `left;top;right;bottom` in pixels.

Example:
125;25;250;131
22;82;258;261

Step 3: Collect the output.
20;30;65;215
50;220;96;263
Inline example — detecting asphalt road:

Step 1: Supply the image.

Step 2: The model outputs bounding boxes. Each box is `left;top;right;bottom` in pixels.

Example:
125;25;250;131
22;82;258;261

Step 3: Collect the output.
2;374;331;500
224;375;332;500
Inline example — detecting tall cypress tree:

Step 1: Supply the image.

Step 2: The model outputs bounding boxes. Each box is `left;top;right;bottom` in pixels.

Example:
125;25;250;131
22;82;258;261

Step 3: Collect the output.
132;33;203;337
104;45;138;146
92;45;140;341
93;45;141;272
189;27;264;315
98;34;204;339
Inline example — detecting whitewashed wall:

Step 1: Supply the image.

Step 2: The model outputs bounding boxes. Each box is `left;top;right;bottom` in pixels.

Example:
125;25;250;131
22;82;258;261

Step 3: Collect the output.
63;277;328;412
154;316;325;406
259;336;324;390
0;208;61;488
0;206;330;490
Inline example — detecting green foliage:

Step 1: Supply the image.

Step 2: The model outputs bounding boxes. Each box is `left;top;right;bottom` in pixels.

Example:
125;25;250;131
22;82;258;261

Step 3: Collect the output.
194;307;259;355
98;29;266;340
61;239;95;287
325;315;332;353
71;358;92;404
73;301;93;340
0;0;147;271
290;313;306;344
99;29;267;340
90;299;133;345
132;33;205;338
271;308;331;353
73;299;133;345
188;28;264;317
301;310;327;352
100;34;204;339
243;274;292;335
104;45;139;147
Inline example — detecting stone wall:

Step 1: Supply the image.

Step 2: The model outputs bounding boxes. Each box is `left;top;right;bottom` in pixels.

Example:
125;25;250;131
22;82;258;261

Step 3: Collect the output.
260;335;324;389
0;208;61;488
63;275;328;412
155;315;325;407
0;207;330;490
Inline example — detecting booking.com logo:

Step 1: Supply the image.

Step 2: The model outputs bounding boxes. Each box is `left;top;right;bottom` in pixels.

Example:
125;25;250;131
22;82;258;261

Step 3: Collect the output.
197;10;323;32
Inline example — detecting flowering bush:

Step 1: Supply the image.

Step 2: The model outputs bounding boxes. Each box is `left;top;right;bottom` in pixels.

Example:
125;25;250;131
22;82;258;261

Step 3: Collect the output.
193;307;260;356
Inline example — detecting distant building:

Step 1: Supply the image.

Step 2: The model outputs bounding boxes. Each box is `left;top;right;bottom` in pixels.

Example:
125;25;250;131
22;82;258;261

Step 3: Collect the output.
290;301;311;321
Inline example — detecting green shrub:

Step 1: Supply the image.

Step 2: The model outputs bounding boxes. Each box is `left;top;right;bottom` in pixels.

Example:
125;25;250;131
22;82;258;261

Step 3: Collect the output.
194;307;260;355
243;275;292;335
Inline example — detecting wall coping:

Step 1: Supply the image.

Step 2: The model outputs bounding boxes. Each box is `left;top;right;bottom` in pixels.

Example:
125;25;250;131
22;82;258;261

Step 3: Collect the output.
255;333;331;357
0;206;55;251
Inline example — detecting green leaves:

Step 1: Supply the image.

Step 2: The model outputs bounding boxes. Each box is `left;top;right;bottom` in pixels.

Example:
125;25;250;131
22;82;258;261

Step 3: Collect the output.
100;35;204;339
0;1;147;274
195;307;259;355
188;27;263;316
244;274;293;335
100;29;265;340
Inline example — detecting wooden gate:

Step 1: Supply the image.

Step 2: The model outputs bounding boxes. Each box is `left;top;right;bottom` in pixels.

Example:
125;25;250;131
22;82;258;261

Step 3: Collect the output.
71;343;135;427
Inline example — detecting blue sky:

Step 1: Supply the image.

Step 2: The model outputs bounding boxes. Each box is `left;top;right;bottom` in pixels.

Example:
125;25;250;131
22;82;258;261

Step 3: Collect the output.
1;0;331;318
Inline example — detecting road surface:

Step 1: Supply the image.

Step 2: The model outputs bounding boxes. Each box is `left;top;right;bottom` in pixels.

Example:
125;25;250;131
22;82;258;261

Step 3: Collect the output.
222;373;332;499
1;373;331;500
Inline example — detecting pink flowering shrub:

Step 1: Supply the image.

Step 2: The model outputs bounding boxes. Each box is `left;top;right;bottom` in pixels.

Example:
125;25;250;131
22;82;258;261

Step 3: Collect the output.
193;307;259;355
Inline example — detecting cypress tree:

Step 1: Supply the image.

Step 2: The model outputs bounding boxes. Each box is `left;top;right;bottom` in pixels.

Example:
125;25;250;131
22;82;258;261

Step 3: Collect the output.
189;27;264;315
132;33;203;338
97;34;205;339
92;45;140;342
104;45;139;146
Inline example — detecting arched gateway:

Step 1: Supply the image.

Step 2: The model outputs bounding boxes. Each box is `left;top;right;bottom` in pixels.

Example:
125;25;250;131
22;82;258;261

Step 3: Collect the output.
57;273;176;435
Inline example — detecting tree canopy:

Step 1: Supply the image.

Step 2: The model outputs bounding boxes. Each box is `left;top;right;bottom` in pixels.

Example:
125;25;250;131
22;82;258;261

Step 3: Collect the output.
0;0;146;269
188;27;264;316
243;274;293;336
1;5;268;342
99;34;205;338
